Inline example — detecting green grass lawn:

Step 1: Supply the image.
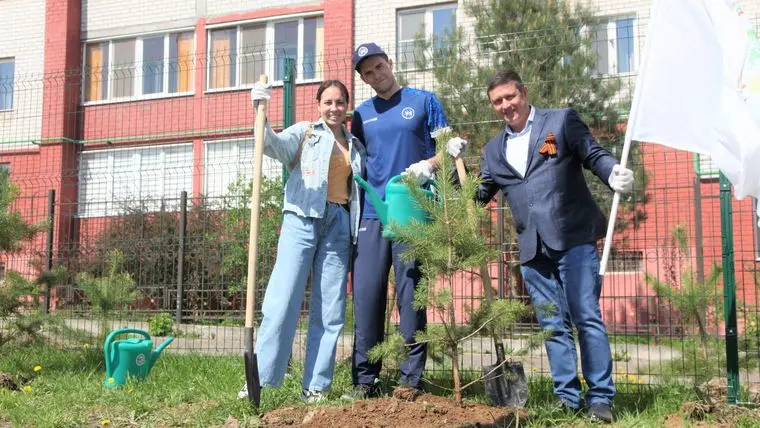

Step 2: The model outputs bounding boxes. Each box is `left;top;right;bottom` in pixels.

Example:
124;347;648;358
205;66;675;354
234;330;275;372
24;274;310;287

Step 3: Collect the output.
0;344;756;427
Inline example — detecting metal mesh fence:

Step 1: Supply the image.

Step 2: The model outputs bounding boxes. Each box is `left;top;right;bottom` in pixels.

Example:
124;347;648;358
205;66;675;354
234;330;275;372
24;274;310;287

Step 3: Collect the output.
1;22;759;400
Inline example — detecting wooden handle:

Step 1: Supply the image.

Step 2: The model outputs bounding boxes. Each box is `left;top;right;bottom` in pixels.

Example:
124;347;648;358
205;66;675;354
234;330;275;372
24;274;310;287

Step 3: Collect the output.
245;74;269;329
455;158;467;184
453;157;496;304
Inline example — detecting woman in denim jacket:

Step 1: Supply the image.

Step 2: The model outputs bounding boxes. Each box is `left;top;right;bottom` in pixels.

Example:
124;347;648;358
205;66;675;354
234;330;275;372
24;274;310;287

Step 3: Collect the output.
238;80;365;403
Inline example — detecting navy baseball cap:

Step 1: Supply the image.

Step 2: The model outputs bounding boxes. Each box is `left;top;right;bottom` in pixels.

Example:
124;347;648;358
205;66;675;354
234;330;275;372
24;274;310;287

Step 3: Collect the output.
353;42;387;72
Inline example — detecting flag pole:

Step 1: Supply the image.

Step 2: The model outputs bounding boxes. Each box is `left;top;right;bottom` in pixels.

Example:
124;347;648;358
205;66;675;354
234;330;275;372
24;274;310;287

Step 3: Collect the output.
599;0;662;275
599;71;643;275
599;138;631;275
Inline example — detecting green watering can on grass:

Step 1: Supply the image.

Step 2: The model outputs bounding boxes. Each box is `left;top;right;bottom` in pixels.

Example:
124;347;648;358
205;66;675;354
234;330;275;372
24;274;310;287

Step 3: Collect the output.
103;328;174;388
354;174;437;240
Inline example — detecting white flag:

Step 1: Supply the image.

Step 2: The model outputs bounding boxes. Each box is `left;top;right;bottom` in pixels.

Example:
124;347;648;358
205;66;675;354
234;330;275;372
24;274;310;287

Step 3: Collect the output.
627;0;760;203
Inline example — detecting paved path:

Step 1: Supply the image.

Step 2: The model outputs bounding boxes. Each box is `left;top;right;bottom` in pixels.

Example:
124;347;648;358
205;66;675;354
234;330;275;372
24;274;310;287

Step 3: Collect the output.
61;319;691;376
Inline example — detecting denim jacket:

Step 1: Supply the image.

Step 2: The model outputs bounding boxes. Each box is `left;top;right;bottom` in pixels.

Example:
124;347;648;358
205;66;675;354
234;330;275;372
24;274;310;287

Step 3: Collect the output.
262;119;366;244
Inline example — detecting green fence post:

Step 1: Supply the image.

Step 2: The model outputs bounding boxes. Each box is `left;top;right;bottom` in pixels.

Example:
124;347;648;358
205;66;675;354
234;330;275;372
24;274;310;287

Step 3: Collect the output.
719;172;740;404
282;58;296;184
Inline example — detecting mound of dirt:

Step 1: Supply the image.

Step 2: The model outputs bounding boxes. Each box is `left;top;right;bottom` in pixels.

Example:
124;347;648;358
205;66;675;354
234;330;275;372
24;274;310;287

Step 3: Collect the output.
681;400;760;426
697;378;760;404
261;393;527;428
0;372;18;391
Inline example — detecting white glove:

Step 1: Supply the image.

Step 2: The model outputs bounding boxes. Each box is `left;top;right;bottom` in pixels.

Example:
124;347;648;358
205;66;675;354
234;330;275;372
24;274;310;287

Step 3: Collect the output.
403;160;434;185
251;82;272;108
608;164;634;194
446;137;467;158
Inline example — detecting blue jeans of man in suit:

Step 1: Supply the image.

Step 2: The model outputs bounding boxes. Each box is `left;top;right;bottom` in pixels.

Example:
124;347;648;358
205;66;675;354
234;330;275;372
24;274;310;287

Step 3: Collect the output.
520;241;615;408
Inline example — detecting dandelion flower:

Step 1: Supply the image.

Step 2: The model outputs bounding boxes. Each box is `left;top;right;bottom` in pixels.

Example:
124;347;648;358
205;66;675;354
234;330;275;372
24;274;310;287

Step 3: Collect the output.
531;367;537;372
23;385;31;392
101;419;111;425
33;365;42;372
108;377;114;384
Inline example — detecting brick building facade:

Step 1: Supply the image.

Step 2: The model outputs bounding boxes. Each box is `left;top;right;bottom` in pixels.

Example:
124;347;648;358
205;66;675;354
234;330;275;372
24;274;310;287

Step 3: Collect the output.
0;0;758;329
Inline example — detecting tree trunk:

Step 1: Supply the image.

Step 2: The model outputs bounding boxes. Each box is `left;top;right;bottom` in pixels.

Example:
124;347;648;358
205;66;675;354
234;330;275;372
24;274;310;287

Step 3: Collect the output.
695;312;709;360
451;340;462;403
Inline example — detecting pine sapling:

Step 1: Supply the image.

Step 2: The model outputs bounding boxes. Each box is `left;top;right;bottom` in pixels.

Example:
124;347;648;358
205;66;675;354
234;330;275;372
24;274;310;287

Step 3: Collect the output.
369;130;536;403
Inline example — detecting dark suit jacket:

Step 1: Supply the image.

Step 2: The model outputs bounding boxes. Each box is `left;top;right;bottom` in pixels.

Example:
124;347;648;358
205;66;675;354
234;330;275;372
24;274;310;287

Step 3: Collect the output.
476;107;618;263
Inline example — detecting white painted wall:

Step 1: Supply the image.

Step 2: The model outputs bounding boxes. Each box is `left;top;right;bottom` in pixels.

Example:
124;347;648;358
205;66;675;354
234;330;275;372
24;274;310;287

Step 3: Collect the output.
0;0;45;150
206;0;316;18
82;0;197;39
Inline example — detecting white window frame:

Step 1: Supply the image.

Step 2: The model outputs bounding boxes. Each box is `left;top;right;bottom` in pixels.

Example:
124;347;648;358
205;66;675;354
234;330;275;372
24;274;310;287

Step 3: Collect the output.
694;153;720;179
81;30;195;105
594;16;638;77
606;250;644;274
396;4;458;72
0;57;14;112
77;143;194;218
203;137;283;204
205;12;324;91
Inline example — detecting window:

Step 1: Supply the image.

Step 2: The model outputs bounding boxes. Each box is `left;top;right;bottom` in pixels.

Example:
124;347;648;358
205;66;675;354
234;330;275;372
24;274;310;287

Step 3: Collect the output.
0;58;14;111
77;144;193;217
593;17;636;75
694;153;719;179
204;138;283;201
397;5;457;71
208;15;323;90
608;251;644;273
83;31;194;102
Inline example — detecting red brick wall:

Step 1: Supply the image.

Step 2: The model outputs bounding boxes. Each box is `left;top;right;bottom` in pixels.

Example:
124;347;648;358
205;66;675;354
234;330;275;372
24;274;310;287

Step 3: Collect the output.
599;143;759;334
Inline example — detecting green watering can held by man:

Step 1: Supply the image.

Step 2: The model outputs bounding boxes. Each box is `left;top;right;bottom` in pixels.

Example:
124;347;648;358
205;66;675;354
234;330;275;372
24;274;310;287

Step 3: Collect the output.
103;328;174;388
353;174;437;240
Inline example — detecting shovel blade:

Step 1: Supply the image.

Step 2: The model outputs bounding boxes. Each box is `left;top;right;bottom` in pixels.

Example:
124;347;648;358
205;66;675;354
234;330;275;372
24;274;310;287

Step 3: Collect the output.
244;350;261;407
483;361;528;408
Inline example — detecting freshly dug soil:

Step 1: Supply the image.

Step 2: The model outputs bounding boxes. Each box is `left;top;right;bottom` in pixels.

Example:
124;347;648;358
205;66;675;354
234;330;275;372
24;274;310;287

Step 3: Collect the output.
0;372;18;391
681;400;760;426
261;393;527;427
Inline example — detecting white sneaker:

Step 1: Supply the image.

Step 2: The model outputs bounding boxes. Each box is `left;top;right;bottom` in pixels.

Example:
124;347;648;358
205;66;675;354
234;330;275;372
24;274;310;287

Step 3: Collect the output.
301;389;327;403
237;383;248;400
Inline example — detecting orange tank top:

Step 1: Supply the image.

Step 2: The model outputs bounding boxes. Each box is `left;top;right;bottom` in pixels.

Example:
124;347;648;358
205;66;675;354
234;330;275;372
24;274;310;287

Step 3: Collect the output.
327;140;351;205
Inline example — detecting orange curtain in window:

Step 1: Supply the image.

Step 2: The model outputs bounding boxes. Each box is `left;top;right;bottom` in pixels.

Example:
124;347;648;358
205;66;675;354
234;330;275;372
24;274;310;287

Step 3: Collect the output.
211;37;231;89
316;19;324;80
177;33;193;92
85;44;103;101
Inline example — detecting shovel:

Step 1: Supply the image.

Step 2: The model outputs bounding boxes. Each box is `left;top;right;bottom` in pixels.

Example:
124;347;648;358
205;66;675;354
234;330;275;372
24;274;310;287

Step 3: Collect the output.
454;157;528;408
243;74;269;407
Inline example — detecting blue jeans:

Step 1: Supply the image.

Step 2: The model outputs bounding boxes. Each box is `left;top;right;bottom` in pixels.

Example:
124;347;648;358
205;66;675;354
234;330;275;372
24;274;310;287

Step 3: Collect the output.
520;242;615;408
255;203;350;391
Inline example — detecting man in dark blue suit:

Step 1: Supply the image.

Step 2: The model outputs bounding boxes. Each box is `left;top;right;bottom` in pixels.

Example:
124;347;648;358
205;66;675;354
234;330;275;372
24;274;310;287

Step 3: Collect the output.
450;69;633;423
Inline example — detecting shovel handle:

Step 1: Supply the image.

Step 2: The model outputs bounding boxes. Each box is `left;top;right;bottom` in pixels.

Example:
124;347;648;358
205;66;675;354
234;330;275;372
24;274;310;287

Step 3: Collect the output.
245;74;269;330
452;157;495;303
453;156;504;356
454;158;467;184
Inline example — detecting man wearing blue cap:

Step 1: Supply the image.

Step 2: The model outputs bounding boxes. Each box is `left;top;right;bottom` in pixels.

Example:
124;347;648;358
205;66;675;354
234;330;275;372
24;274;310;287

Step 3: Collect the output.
343;42;466;400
